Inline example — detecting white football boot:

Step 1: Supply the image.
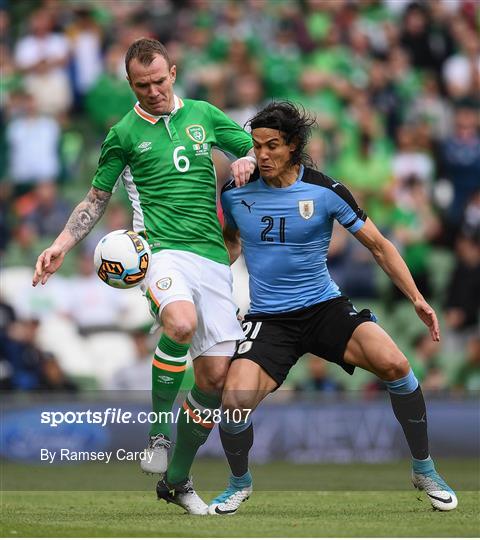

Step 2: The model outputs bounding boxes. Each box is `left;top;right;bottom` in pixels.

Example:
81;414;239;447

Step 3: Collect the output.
156;477;208;515
412;458;458;511
140;434;170;474
208;473;253;515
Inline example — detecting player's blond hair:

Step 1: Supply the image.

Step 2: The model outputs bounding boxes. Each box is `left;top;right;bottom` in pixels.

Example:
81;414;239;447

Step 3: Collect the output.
125;38;171;75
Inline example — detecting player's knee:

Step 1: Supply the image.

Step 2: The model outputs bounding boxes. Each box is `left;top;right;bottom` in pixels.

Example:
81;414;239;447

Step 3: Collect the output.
222;390;253;417
378;349;410;381
164;320;196;343
196;370;226;394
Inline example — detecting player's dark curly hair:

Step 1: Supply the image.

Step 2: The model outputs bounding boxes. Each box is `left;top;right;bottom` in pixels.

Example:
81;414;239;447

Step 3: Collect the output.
248;101;316;166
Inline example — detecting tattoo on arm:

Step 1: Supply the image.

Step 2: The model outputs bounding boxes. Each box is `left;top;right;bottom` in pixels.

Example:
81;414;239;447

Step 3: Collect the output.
65;187;111;244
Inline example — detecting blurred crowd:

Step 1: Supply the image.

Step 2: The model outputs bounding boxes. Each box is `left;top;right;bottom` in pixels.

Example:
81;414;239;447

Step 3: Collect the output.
0;0;479;395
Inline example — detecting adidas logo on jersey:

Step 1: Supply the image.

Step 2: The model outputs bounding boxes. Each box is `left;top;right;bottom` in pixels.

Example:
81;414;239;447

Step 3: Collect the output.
138;141;152;153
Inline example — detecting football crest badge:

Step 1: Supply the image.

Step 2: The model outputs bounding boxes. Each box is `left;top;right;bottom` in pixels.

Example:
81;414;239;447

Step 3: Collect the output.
156;277;172;290
186;125;206;144
299;200;314;220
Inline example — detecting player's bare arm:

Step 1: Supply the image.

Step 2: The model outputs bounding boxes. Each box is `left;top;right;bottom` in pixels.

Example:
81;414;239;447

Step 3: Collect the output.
65;187;111;244
231;149;256;188
223;224;242;265
354;218;440;342
32;187;111;287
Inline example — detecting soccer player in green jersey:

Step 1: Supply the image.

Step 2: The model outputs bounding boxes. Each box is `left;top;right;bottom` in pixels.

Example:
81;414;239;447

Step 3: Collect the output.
33;38;256;514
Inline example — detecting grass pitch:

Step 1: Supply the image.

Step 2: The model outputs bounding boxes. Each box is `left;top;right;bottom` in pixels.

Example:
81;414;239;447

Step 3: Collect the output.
1;459;479;537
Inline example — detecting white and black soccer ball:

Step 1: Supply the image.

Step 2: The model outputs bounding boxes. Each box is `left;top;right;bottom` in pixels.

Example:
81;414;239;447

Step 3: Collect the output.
93;229;151;289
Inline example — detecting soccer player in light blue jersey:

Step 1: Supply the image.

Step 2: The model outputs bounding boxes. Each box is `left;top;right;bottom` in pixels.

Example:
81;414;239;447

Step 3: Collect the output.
209;102;457;515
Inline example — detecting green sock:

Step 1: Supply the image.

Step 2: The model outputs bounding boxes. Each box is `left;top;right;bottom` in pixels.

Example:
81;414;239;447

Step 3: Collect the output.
166;384;221;485
150;333;189;438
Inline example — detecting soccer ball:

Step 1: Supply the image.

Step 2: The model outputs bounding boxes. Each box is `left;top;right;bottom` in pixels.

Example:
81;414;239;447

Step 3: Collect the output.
94;230;151;289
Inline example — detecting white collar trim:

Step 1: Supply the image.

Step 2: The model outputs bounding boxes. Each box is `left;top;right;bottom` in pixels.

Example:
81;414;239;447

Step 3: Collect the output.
133;95;184;124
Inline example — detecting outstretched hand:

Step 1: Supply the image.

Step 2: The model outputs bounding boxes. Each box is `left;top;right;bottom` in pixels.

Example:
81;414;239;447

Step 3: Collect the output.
231;157;256;187
414;298;440;342
32;245;66;286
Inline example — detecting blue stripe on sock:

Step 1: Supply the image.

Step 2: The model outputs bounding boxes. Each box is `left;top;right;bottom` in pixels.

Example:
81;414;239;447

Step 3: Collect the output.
220;415;252;434
384;368;419;395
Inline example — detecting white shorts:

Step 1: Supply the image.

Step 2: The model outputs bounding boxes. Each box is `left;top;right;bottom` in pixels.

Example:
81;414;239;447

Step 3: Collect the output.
142;249;244;359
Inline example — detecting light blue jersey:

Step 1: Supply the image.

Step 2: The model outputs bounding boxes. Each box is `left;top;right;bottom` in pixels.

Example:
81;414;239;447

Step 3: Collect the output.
221;165;367;314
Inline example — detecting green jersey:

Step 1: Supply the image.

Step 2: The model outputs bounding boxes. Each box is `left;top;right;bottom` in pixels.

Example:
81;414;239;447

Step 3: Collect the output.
92;96;253;265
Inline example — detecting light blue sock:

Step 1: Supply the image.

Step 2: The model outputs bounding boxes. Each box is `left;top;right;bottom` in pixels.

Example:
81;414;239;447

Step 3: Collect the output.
220;415;252;435
412;456;435;473
384;368;418;395
230;470;252;487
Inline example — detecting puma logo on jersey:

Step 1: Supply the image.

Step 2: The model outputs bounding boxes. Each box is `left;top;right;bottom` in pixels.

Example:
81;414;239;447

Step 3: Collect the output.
241;200;255;213
138;141;152;153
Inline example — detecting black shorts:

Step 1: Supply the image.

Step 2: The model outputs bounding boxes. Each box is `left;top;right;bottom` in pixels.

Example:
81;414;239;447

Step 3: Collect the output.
231;296;377;388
